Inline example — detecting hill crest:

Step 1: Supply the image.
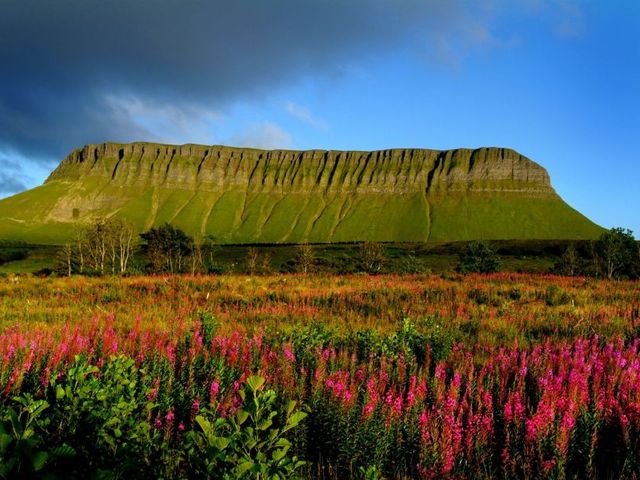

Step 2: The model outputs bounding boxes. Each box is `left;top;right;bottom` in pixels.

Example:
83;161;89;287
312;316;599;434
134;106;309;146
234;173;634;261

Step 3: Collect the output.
0;142;602;244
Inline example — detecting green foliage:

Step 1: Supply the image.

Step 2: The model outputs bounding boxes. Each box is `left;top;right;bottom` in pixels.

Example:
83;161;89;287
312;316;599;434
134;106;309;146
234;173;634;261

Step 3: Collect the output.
199;310;221;346
553;243;582;276
49;355;161;477
593;227;638;279
0;247;28;266
358;242;387;274
293;244;316;274
457;241;502;274
359;464;384;480
140;223;194;273
467;288;502;307
243;248;273;275
0;395;52;478
541;285;574;307
1;356;309;479
397;253;430;274
187;375;307;479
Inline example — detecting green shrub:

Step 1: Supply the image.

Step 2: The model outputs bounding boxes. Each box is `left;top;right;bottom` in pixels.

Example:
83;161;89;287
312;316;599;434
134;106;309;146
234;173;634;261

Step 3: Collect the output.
0;395;55;478
542;285;574;307
187;376;307;479
457;241;502;274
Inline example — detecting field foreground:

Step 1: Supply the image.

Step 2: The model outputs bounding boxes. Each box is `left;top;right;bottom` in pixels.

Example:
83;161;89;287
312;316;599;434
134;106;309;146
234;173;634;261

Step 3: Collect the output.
1;273;639;479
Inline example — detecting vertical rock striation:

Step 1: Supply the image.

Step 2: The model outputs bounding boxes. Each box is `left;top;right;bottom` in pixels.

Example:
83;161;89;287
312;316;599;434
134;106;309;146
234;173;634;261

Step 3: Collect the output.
0;142;602;244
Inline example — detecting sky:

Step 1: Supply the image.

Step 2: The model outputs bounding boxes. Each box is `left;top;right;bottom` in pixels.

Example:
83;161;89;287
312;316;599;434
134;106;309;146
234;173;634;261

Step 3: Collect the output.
0;0;638;234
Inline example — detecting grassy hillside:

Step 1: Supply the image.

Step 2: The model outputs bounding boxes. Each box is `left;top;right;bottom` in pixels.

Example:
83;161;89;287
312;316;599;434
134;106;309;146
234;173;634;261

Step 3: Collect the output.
0;143;603;244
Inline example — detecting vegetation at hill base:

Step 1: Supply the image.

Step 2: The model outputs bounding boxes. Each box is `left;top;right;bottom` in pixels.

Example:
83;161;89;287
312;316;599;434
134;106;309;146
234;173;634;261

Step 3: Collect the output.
1;220;634;280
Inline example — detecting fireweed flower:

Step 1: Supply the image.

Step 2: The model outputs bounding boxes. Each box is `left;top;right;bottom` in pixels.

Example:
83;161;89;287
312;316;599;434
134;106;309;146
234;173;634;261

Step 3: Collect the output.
165;409;175;423
210;380;220;403
191;398;201;420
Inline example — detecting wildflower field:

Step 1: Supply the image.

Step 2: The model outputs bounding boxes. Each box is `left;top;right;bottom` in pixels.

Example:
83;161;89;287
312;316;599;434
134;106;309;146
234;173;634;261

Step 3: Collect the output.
1;273;639;479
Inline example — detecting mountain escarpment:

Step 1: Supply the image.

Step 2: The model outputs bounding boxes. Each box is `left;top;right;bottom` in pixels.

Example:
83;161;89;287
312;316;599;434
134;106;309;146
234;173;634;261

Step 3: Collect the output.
0;143;602;244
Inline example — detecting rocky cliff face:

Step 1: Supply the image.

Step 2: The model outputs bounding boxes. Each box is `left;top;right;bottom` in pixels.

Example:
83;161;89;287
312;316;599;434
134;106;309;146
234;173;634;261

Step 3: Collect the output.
0;142;602;244
46;143;554;196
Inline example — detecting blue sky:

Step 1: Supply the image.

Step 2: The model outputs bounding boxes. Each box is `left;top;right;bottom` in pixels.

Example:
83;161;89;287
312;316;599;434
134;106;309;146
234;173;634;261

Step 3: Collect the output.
1;0;638;234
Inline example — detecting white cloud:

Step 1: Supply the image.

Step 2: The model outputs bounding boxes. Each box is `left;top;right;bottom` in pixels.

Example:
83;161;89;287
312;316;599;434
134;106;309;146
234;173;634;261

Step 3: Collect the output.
416;0;586;68
284;101;328;130
228;122;293;150
102;94;222;145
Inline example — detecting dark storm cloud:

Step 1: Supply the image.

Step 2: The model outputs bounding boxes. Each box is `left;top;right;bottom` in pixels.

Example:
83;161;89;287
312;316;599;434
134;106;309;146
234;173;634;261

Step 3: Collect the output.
0;0;443;163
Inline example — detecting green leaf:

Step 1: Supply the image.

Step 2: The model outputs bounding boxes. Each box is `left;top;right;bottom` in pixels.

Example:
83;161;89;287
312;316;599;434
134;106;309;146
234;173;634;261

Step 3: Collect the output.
0;432;12;452
30;400;49;417
284;411;307;431
211;436;230;451
0;457;17;476
236;410;249;426
94;468;117;480
234;460;255;476
32;450;49;472
272;448;286;462
286;400;297;416
274;438;291;448
195;416;212;435
257;419;273;431
56;384;65;400
8;410;22;435
51;443;77;458
246;376;265;392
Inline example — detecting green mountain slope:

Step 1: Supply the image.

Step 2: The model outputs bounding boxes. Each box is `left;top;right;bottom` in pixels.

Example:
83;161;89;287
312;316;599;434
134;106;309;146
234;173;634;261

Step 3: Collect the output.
0;143;603;244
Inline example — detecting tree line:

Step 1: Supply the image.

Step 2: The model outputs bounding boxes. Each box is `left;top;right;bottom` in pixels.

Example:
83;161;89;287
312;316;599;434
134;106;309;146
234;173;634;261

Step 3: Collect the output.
55;219;407;276
553;227;639;279
55;219;639;279
57;220;217;276
457;228;639;279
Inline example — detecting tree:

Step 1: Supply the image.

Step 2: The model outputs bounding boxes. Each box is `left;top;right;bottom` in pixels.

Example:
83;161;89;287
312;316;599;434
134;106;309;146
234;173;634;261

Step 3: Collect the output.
116;219;136;274
58;219;136;276
55;242;74;277
594;227;637;279
84;220;110;274
294;243;315;274
140;223;194;273
243;248;273;275
245;248;260;275
190;235;218;274
73;230;86;274
259;251;273;274
457;241;502;274
554;243;581;276
399;253;429;274
358;242;386;274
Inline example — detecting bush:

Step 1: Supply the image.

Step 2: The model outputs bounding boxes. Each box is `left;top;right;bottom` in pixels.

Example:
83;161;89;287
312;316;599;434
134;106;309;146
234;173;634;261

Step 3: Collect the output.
358;243;387;274
0;358;309;479
186;376;307;479
593;227;638;279
541;285;574;306
457;241;502;274
398;254;430;274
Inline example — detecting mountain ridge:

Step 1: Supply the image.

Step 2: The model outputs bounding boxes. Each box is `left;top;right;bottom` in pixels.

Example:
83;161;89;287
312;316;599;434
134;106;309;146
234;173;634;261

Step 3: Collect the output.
0;142;603;244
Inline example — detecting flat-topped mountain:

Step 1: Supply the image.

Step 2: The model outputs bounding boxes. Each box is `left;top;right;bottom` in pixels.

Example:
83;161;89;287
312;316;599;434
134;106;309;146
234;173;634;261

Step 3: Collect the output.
0;143;602;244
